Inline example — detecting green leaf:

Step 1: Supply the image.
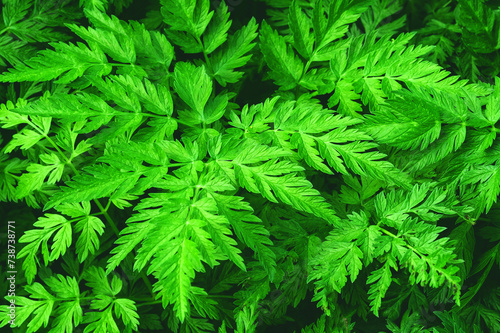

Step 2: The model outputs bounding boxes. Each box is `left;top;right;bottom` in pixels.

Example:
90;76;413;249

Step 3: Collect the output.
461;164;500;214
113;298;139;330
235;159;338;223
83;8;175;68
289;0;314;59
22;283;55;333
259;20;304;90
4;130;45;154
87;75;141;112
45;274;83;332
18;214;72;271
107;75;174;116
130;21;175;68
313;0;371;51
399;123;467;173
456;0;498;53
203;1;231;54
153;237;205;322
194;198;246;271
2;0;32;28
174;62;212;115
67;23;136;63
161;0;213;38
367;261;394;317
0;41;111;83
45;165;141;210
360;0;406;37
212;193;277;280
3;0;77;43
75;216;105;262
270;100;411;188
13;92;119;120
80;0;109;12
84;266;118;296
0;156;28;201
210;17;258;86
363;88;444;151
309;236;364;297
328;79;363;117
82;306;119;333
0;35;31;66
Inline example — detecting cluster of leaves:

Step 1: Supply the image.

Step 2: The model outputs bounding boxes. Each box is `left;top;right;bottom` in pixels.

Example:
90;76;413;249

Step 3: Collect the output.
0;0;500;332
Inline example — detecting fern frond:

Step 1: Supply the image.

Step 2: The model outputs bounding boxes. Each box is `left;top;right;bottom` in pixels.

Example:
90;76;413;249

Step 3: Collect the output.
203;1;231;54
209;18;259;86
0;42;111;83
211;193;277;279
260;20;304;90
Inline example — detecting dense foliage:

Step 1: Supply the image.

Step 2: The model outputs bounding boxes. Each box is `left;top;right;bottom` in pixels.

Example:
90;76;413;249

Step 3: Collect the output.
1;0;500;332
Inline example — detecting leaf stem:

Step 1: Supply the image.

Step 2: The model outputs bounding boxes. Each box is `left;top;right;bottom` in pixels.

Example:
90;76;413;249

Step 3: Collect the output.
196;36;211;68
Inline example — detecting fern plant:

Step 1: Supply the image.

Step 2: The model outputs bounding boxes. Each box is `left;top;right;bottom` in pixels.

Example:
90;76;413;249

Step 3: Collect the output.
1;0;500;332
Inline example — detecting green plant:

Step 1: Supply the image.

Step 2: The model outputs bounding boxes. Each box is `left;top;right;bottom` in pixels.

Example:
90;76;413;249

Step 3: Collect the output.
1;0;500;332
